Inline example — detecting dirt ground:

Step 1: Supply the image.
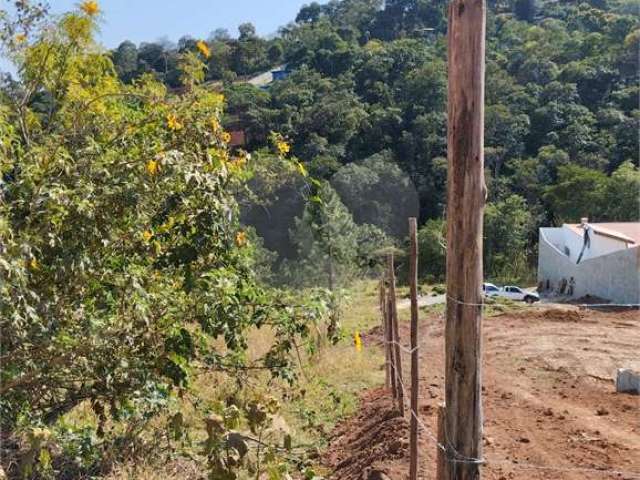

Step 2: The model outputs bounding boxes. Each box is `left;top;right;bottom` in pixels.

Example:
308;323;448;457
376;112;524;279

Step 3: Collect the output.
322;306;640;480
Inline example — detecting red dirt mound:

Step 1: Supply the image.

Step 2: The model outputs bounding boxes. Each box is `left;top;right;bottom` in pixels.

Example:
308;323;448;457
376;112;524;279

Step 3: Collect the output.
324;387;409;479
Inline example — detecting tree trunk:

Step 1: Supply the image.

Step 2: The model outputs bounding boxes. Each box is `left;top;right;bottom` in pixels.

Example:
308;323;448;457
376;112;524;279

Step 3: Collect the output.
328;247;335;292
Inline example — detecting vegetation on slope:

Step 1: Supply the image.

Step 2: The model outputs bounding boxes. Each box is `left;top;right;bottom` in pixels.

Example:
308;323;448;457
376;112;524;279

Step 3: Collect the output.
0;4;343;479
107;0;639;283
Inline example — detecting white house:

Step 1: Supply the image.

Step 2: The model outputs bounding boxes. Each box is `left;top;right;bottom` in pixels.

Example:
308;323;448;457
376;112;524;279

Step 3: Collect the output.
538;219;640;304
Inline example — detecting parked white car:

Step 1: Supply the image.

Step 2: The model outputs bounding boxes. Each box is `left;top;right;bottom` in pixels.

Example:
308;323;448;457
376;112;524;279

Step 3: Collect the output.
485;285;540;304
482;282;500;295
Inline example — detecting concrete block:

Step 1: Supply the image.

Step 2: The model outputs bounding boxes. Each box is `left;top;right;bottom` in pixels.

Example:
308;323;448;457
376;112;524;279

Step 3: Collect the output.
616;368;640;395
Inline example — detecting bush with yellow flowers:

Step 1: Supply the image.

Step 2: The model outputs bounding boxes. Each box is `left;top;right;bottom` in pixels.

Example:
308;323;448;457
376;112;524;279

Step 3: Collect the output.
0;3;328;478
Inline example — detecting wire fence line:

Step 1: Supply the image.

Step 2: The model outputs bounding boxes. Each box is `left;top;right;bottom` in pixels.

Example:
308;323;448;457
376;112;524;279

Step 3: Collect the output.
384;339;420;355
446;295;639;310
385;349;640;479
380;263;639;479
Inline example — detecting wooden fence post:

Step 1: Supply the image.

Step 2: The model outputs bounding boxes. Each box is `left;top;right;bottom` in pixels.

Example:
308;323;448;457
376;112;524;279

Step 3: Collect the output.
445;0;486;478
387;254;405;416
408;218;420;480
380;279;391;390
385;270;398;399
436;404;446;480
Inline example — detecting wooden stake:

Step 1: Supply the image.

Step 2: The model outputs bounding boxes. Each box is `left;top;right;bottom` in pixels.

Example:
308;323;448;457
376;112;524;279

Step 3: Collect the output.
387;254;405;416
408;218;420;480
444;0;486;478
380;279;391;390
436;403;446;480
386;285;398;399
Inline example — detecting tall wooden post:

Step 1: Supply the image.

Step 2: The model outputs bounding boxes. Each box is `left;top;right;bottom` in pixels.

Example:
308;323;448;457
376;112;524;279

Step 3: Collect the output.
385;274;398;399
387;254;404;416
436;404;447;480
408;218;420;480
444;0;486;478
380;279;391;389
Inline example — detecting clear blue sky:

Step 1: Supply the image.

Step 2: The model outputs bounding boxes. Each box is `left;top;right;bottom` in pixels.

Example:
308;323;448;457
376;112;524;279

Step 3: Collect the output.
1;0;320;73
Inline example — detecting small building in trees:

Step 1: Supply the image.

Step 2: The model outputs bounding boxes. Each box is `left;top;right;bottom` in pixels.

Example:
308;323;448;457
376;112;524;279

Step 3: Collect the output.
538;219;640;304
247;64;289;89
223;65;290;146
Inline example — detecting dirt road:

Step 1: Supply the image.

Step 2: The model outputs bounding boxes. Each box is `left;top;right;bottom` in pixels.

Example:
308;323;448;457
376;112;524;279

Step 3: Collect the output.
323;307;640;480
397;294;447;309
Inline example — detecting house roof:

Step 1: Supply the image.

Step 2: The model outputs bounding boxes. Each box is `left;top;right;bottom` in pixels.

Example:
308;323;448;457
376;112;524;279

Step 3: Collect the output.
566;222;640;245
247;64;287;88
247;69;274;87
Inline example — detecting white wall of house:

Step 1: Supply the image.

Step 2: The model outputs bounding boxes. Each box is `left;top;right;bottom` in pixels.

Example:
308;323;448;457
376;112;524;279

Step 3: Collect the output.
538;227;640;304
561;226;584;262
558;225;631;263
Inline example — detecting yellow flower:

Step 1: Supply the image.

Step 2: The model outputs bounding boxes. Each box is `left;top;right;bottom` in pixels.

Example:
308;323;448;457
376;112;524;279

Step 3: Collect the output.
142;230;153;242
221;131;232;143
276;140;290;156
80;1;100;16
354;331;362;352
231;154;248;169
235;231;247;247
196;40;211;59
29;257;39;270
146;159;159;175
15;33;27;44
209;117;220;132
296;161;308;177
166;113;183;131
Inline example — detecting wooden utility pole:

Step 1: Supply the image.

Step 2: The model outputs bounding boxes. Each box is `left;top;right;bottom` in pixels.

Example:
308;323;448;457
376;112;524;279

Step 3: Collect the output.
387;254;404;416
408;218;420;480
444;0;486;478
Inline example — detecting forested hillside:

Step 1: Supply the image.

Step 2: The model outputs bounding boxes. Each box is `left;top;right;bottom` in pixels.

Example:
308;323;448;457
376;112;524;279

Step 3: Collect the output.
109;0;640;283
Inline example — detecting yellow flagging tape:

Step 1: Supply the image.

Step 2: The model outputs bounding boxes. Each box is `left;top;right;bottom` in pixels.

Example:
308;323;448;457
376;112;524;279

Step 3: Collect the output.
354;331;362;352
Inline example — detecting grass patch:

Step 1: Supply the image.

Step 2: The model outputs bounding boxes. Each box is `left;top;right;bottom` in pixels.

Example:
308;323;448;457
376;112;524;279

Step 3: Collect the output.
94;280;386;479
280;280;385;445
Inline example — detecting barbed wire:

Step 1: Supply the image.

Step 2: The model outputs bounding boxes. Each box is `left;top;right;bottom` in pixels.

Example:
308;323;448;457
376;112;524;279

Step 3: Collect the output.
383;339;420;355
388;355;485;465
446;295;486;308
444;295;638;311
384;344;640;479
380;276;640;477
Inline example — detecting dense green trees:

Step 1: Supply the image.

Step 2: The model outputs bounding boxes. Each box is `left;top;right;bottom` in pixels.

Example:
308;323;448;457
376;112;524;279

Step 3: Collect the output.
110;23;282;86
0;4;329;477
96;0;640;279
417;218;447;282
283;183;391;288
545;161;640;223
485;195;534;280
331;152;419;238
262;0;637;281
